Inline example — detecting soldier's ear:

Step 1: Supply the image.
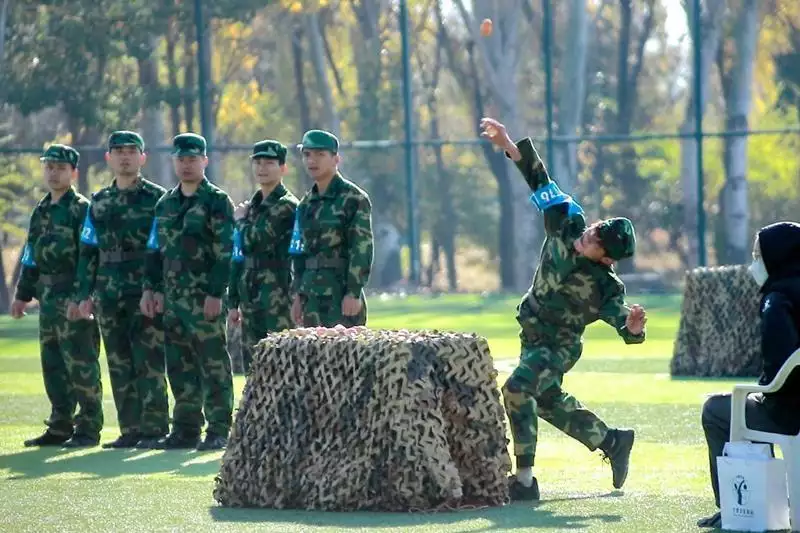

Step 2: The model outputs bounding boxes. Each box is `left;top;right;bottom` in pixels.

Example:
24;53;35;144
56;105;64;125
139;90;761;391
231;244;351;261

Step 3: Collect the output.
279;163;288;175
139;152;148;166
104;152;111;163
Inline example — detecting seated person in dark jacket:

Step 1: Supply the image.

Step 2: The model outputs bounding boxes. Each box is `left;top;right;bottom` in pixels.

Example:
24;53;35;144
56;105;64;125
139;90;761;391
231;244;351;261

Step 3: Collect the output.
697;221;800;529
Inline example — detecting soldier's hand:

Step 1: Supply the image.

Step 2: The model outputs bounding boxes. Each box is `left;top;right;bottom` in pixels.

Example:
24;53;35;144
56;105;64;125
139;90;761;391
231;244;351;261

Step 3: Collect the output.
480;117;516;152
153;292;164;314
140;290;155;318
78;299;94;320
234;201;250;221
66;302;81;321
204;296;222;320
291;295;303;326
626;304;647;335
10;300;27;319
341;295;362;317
227;308;241;327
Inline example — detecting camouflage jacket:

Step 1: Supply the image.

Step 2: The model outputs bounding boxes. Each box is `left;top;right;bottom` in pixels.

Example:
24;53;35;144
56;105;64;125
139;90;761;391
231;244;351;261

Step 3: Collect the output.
228;183;298;309
15;187;89;304
144;178;235;299
290;173;374;300
75;176;166;303
511;137;645;344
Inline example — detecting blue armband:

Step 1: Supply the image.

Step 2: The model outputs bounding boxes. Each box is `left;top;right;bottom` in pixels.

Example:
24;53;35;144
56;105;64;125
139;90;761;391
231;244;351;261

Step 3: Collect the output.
288;210;305;255
20;243;37;267
232;227;244;263
79;209;99;246
529;182;570;211
146;219;159;250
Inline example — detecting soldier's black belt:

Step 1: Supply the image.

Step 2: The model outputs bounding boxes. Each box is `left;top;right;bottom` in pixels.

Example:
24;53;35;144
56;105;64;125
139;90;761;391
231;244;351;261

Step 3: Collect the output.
99;249;146;264
39;273;74;286
244;257;289;270
305;257;346;270
163;258;208;273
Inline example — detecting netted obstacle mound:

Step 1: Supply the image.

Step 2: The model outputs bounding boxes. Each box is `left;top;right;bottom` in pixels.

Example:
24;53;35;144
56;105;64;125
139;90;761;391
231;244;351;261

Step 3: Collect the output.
213;326;511;511
670;265;762;377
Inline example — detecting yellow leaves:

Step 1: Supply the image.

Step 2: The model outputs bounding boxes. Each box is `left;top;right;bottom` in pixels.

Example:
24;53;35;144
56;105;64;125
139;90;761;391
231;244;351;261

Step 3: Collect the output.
280;0;329;12
217;82;260;131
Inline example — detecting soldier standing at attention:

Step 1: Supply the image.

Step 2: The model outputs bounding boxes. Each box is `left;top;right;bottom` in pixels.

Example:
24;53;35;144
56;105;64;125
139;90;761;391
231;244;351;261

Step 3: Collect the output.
139;133;235;451
11;144;103;448
74;131;169;448
227;140;298;373
289;130;374;328
480;118;647;501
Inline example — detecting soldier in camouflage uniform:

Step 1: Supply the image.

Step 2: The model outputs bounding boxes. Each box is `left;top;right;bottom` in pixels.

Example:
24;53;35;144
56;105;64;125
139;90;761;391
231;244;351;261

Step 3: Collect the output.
139;133;235;451
10;144;104;448
480;118;648;501
289;130;374;328
227;140;298;373
74;131;169;448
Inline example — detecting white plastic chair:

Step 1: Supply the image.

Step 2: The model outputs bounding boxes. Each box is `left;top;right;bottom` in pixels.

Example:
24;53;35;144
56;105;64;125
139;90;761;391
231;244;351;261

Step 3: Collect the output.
730;348;800;531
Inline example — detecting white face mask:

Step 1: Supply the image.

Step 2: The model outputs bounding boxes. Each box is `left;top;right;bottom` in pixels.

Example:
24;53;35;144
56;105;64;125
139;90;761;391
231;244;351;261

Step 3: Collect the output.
748;258;769;287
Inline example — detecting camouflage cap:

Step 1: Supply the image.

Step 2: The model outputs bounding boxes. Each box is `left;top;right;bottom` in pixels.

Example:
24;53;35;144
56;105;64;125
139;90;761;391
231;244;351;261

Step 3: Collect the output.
596;217;636;260
172;132;207;157
299;129;339;153
251;139;287;164
40;144;79;168
108;130;144;152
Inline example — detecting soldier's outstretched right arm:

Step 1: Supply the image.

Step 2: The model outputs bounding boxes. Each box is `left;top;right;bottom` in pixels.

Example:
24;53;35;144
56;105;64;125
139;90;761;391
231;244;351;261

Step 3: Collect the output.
509;137;585;236
15;211;41;303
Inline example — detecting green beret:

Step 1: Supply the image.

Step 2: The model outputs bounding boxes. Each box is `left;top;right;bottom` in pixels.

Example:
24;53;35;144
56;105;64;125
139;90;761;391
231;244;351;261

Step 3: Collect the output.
299;129;339;153
40;144;79;168
108;131;144;152
597;217;636;261
251;139;287;164
172;133;207;157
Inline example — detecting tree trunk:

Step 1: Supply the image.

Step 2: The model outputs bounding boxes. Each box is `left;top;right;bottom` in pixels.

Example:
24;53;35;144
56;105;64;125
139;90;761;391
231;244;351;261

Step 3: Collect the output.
306;12;340;137
290;20;313;189
465;0;536;292
349;0;401;289
138;37;171;186
183;30;196;132
166;21;182;136
720;0;759;265
0;240;9;313
680;0;726;268
0;0;10;81
552;0;589;194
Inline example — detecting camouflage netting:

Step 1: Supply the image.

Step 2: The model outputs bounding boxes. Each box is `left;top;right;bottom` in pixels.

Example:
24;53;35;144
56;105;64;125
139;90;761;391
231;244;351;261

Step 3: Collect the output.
213;326;511;511
670;265;762;377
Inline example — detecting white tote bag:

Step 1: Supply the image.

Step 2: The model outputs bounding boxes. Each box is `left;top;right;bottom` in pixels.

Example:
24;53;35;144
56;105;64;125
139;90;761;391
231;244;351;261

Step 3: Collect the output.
717;441;791;532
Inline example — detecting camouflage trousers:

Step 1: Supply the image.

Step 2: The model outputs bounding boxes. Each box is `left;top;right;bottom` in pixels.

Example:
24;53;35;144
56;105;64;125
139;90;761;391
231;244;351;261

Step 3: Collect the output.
239;305;293;373
39;299;103;439
300;292;367;328
162;293;234;437
501;340;608;467
97;296;168;437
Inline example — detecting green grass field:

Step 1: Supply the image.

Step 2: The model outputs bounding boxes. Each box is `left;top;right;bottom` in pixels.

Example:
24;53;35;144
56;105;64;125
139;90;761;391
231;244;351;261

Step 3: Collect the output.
0;293;742;532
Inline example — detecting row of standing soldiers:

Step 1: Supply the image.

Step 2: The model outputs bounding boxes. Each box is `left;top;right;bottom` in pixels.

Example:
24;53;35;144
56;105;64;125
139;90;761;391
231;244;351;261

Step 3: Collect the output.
10;129;374;451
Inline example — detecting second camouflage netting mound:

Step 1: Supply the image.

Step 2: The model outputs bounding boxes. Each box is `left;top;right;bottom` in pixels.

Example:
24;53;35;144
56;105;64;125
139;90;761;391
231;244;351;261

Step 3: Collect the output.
213;326;511;511
670;265;762;377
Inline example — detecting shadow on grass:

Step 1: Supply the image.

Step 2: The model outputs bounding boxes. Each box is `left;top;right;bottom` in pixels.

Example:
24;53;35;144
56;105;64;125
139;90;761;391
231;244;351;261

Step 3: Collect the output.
0;446;221;480
207;492;623;530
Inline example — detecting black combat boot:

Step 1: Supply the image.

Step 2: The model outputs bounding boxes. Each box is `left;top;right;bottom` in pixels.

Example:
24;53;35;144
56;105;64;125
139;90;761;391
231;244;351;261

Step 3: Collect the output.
599;428;635;489
24;429;72;447
508;475;540;501
102;432;143;449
